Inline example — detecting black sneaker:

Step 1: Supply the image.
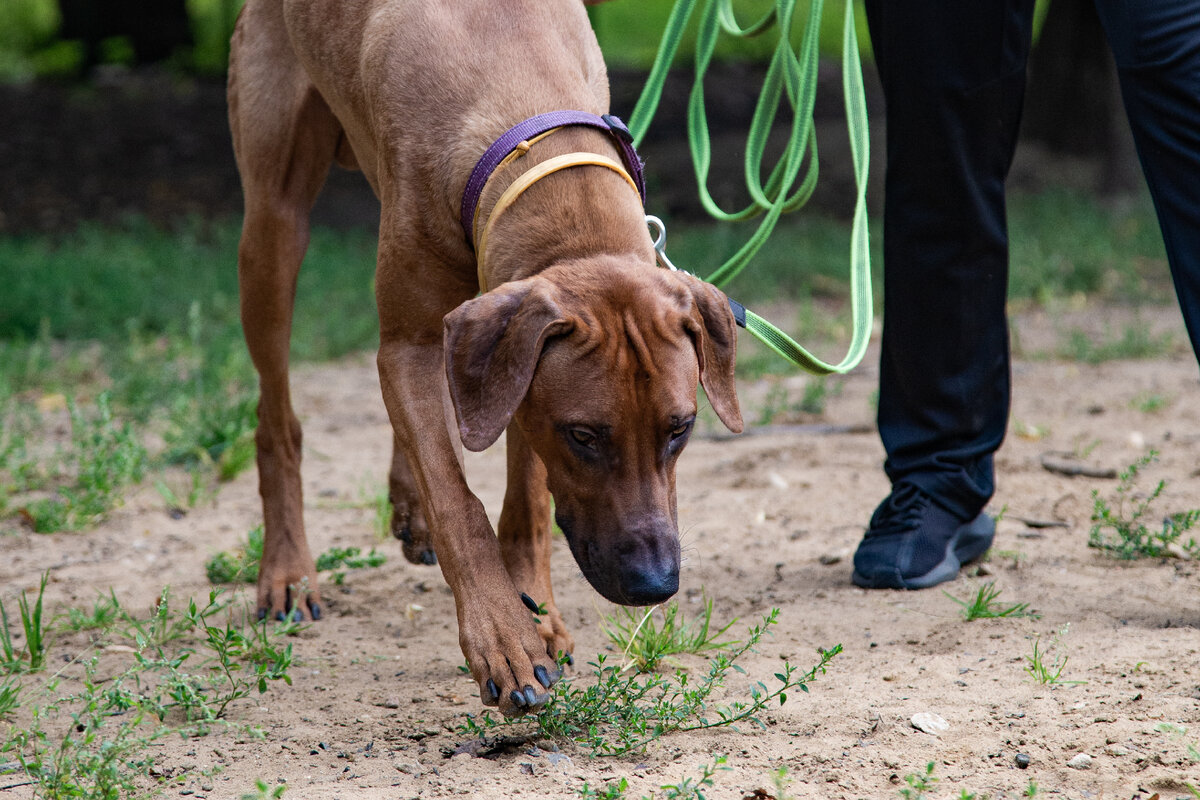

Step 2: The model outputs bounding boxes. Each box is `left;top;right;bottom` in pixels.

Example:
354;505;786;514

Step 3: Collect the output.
851;483;994;589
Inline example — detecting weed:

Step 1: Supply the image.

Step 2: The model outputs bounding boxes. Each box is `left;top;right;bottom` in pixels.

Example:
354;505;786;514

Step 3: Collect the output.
1024;779;1039;797
206;527;387;587
599;595;738;672
206;525;266;584
576;756;729;800
945;581;1039;622
756;382;801;426
3;585;296;797
314;546;386;585
578;779;629;799
1059;321;1175;363
241;780;288;800
460;609;840;757
21;392;148;532
1025;626;1085;687
55;589;124;636
1089;451;1200;559
899;762;937;800
0;572;48;674
1130;391;1170;413
0;678;19;718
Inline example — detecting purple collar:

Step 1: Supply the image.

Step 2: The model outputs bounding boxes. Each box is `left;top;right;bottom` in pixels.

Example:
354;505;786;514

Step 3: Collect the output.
460;111;646;245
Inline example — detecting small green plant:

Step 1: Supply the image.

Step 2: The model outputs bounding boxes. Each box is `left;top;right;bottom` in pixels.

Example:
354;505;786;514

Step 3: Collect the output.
1130;391;1170;413
899;762;937;800
460;609;840;757
945;581;1038;622
1024;778;1039;797
1025;626;1085;687
207;527;387;587
3;586;295;798
0;678;19;718
241;780;287;800
0;572;48;673
576;756;729;800
1089;451;1200;559
205;525;266;584
22;392;148;532
600;595;738;672
314;546;387;586
55;589;124;636
1059;322;1175;364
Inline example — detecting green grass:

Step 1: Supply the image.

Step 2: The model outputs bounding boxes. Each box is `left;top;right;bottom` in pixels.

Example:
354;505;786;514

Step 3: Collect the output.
460;608;840;757
205;525;388;588
945;581;1038;622
0;581;295;797
1089;451;1200;560
1025;626;1085;687
599;595;739;672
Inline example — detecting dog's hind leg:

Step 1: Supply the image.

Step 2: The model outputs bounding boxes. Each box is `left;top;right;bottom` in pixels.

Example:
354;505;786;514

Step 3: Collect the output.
228;1;341;621
387;372;457;566
498;423;574;664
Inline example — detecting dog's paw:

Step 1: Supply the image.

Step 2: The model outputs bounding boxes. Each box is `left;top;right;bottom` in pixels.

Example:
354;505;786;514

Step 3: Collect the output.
391;505;437;566
256;548;322;621
520;593;575;667
460;598;563;717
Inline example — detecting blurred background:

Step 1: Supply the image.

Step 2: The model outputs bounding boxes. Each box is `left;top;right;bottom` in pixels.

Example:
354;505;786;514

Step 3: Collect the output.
0;0;1181;533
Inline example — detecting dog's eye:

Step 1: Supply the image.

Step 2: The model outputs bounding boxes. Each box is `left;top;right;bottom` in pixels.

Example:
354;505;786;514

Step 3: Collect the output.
569;428;597;448
669;423;690;439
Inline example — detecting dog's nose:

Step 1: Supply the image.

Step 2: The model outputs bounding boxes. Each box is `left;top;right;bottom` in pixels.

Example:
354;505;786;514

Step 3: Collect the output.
618;563;678;605
615;528;680;605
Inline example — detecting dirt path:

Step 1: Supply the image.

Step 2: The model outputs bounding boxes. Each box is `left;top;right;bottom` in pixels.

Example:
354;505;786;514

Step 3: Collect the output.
3;307;1199;799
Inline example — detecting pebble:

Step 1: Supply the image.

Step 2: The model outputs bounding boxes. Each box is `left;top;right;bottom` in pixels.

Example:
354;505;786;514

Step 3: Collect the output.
394;761;424;775
910;712;949;735
1015;753;1031;769
819;550;848;566
1067;753;1093;770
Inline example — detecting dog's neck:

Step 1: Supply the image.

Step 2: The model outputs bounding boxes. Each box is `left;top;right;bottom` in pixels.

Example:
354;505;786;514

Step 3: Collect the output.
472;126;656;289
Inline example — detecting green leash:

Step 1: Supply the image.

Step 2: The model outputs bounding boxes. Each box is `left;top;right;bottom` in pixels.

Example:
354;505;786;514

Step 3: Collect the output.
629;0;872;375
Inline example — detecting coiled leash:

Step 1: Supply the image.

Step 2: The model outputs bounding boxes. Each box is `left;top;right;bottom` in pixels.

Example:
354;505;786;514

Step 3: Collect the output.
461;1;870;374
628;0;873;375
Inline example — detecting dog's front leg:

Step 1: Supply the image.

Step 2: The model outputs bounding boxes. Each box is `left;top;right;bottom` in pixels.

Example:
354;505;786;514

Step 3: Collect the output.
498;422;575;665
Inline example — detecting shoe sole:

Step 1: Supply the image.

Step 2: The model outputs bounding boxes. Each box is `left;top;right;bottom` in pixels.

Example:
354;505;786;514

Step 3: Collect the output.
851;513;995;590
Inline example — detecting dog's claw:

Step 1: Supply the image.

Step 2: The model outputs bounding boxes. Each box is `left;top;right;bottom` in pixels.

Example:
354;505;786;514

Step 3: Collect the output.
309;602;322;621
522;686;539;707
534;665;553;689
509;690;527;709
419;549;437;565
256;608;268;622
520;592;539;613
484;679;499;705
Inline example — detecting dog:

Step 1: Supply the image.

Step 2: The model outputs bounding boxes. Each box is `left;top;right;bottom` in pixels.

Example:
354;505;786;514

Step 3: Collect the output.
227;0;743;716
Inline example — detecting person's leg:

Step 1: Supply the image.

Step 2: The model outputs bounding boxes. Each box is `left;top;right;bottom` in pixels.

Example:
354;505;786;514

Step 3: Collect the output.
855;0;1035;589
1094;0;1200;363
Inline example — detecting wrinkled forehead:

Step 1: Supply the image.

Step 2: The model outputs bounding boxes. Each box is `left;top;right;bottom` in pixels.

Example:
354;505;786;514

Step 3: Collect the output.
530;304;700;418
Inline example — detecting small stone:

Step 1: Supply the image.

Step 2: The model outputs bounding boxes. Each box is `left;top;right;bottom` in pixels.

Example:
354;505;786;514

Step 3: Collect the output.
378;697;401;709
911;712;949;735
1015;753;1031;769
394;761;423;775
819;549;848;566
1104;744;1127;757
1067;753;1093;770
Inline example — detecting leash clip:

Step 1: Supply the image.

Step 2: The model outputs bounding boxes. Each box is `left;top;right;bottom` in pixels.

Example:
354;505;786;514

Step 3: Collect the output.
646;215;683;273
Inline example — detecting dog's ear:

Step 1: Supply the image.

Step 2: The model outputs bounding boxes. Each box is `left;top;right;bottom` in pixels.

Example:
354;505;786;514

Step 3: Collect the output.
444;279;571;451
679;274;743;434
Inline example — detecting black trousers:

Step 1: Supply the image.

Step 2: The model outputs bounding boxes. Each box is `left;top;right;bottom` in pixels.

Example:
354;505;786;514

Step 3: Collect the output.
864;0;1200;520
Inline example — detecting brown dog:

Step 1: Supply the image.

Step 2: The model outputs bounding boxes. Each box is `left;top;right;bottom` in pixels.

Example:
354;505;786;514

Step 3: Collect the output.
228;0;743;716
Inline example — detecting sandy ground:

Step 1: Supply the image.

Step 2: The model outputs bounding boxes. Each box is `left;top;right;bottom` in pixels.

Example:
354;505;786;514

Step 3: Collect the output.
3;305;1200;800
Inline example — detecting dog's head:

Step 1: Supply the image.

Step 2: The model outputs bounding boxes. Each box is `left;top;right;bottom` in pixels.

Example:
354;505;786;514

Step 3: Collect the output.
444;260;742;605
